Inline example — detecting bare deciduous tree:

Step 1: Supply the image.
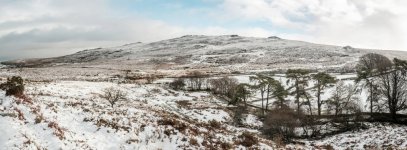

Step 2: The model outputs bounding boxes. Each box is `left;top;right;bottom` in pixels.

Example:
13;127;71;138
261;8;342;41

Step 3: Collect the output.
357;54;407;120
185;71;207;91
209;76;238;98
357;53;392;73
356;53;392;116
101;87;127;108
377;70;407;120
327;81;360;116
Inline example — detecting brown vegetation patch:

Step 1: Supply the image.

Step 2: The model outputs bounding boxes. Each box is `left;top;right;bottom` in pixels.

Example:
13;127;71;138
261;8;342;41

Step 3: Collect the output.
95;118;131;132
48;121;65;140
175;100;192;108
235;132;259;147
158;118;188;134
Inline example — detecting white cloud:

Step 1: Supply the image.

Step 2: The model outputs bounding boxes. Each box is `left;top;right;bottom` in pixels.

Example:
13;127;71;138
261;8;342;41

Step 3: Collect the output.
0;0;279;60
221;0;309;28
0;0;406;60
220;0;407;50
0;0;187;59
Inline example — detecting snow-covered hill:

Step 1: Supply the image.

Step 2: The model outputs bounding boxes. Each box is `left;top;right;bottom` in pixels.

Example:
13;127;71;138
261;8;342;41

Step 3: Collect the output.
3;35;407;73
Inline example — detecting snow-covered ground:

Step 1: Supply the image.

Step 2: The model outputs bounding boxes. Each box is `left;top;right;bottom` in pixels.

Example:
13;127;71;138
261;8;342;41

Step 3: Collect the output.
1;76;407;149
295;123;407;149
2;35;407;150
0;81;275;149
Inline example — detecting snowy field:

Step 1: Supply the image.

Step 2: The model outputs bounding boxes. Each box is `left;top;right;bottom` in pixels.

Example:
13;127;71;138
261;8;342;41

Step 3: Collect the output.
298;123;407;149
1;70;407;149
0;80;274;149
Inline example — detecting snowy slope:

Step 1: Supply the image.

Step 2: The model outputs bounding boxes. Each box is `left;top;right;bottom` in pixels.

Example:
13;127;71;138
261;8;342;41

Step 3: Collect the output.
2;80;407;149
3;35;407;73
0;81;275;149
295;123;407;149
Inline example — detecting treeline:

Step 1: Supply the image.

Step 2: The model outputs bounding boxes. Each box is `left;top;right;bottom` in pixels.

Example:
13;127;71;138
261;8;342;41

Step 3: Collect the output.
169;53;407;142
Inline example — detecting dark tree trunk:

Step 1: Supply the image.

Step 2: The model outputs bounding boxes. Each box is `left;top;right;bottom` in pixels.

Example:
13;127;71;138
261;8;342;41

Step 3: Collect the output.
370;84;374;118
261;91;264;115
317;85;321;116
266;85;270;111
296;82;300;115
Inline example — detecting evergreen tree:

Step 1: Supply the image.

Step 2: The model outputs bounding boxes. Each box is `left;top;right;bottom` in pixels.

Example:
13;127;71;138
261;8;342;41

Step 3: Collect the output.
312;72;336;116
286;69;310;115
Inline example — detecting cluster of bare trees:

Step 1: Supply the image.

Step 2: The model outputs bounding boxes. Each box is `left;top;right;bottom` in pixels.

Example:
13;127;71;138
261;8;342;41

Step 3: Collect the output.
207;76;251;106
327;81;360;116
170;71;211;91
169;72;252;106
185;71;208;91
209;76;238;96
356;53;407;120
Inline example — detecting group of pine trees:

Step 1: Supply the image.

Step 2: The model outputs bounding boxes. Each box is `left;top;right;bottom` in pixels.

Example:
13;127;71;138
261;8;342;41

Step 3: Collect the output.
250;53;407;141
220;53;407;121
169;53;407;141
247;69;339;116
170;53;407;121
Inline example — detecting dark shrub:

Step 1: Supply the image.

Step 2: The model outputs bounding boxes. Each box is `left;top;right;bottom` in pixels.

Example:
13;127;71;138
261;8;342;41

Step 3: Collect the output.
0;76;25;97
158;118;188;133
236;132;258;147
169;78;185;90
263;106;299;142
189;138;198;146
175;100;191;108
220;142;233;149
232;105;247;126
208;119;221;129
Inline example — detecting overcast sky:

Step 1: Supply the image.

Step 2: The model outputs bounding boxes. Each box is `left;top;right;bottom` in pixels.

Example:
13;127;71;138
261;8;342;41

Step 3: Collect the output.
0;0;406;60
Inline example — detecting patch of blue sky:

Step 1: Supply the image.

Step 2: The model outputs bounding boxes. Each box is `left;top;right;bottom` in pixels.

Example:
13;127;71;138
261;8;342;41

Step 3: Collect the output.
108;0;304;35
109;0;218;25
